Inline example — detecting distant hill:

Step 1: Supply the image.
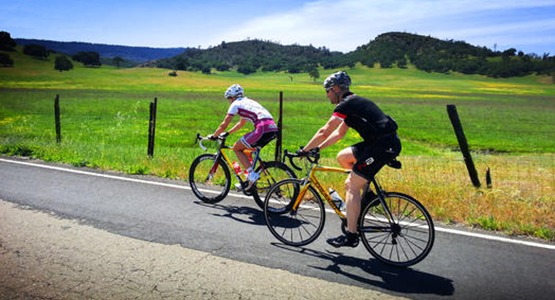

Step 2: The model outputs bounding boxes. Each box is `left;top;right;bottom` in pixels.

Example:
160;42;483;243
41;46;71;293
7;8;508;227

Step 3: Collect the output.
10;32;554;78
156;32;554;78
156;39;349;73
15;38;188;63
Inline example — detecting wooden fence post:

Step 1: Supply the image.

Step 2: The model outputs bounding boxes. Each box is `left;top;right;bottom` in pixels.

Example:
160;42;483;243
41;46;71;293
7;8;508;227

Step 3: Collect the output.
147;97;158;157
275;91;283;162
54;94;61;143
486;167;492;189
447;104;481;188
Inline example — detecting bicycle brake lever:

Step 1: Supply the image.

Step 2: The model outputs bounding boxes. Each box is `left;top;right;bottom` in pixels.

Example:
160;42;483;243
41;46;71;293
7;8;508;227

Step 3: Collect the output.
289;157;303;171
284;149;303;171
197;134;208;151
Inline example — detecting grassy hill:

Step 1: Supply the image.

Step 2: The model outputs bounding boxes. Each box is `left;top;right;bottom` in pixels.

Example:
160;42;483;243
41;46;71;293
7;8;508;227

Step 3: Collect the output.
10;31;554;78
156;32;555;79
1;45;554;240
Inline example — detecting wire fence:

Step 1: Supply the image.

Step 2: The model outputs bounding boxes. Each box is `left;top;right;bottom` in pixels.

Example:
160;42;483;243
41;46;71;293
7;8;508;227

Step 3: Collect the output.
2;93;554;190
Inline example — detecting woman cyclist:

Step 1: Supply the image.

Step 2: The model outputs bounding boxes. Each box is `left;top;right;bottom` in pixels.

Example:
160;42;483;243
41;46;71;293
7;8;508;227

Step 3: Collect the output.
209;84;279;187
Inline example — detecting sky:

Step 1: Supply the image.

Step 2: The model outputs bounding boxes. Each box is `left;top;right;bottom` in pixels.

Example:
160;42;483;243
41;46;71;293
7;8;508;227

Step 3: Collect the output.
1;0;554;55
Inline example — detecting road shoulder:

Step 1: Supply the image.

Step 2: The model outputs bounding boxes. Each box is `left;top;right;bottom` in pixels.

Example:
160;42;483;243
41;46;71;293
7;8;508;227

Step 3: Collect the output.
0;199;405;299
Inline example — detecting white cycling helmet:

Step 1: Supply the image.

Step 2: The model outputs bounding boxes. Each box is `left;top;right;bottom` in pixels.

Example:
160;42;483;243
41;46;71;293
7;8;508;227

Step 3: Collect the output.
224;84;244;99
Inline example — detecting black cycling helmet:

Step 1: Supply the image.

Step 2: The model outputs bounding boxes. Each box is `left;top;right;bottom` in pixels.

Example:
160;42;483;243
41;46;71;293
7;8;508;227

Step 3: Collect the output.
323;71;351;90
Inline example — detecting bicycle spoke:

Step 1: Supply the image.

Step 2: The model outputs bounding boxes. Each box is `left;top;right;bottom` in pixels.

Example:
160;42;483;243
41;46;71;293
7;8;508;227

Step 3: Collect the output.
189;154;231;203
264;180;325;246
252;161;296;209
359;192;435;267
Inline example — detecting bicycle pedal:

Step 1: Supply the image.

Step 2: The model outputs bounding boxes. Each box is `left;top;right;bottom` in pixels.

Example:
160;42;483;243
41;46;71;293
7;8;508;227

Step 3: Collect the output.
236;181;254;195
244;181;255;191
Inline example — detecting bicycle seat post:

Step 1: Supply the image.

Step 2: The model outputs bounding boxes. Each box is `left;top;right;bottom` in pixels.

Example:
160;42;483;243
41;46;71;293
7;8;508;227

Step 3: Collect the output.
251;147;262;169
371;177;383;196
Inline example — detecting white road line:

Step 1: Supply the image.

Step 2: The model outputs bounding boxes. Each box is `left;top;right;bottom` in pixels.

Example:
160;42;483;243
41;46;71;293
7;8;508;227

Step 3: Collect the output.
2;158;554;250
0;158;190;189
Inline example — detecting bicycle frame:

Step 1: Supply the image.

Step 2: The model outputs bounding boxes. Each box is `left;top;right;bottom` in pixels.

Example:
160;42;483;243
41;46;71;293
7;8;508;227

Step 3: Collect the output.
197;134;261;185
289;152;397;226
361;178;398;231
266;149;435;267
292;162;350;217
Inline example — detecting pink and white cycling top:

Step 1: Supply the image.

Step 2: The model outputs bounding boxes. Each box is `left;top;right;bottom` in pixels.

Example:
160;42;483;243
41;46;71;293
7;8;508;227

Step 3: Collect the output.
227;97;275;126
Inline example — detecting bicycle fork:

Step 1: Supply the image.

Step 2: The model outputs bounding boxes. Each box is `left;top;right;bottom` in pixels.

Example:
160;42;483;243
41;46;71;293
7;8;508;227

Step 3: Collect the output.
206;153;224;181
288;178;312;214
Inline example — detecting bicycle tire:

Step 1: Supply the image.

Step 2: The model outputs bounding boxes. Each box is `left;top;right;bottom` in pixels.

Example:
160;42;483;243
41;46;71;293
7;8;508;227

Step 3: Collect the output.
264;179;325;246
359;192;435;267
251;161;296;209
189;154;231;203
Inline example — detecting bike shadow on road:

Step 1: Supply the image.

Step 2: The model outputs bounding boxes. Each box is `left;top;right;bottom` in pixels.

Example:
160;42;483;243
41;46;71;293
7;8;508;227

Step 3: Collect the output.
193;201;267;227
273;243;455;297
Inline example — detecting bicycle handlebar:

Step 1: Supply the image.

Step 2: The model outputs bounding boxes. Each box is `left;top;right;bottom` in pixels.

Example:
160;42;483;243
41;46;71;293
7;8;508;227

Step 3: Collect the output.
284;147;320;171
196;133;227;151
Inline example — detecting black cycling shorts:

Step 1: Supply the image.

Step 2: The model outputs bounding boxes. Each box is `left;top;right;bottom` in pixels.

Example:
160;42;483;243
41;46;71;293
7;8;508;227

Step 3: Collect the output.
351;134;401;180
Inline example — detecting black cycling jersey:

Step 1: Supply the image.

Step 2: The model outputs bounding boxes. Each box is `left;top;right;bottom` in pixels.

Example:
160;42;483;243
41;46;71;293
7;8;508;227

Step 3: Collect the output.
333;93;398;142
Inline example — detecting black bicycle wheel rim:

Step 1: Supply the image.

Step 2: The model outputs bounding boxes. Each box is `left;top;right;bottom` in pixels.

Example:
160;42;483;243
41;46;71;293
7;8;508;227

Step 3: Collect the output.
359;192;435;267
264;179;325;246
189;154;231;203
252;161;296;209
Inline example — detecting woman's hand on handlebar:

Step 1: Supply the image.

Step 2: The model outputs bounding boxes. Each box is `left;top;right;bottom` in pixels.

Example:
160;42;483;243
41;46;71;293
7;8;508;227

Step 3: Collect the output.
206;131;228;140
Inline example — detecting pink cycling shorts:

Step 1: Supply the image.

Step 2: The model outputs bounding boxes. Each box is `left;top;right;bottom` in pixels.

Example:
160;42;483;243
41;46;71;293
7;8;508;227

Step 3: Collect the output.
241;119;278;148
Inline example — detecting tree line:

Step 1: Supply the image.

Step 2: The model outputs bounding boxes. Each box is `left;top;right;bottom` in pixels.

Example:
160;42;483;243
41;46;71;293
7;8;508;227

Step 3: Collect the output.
353;32;554;78
14;38;186;63
0;31;126;71
156;32;554;79
2;30;554;79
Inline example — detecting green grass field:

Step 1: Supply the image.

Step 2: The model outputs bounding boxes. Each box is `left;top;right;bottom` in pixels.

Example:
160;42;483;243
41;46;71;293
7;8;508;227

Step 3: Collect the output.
1;48;554;240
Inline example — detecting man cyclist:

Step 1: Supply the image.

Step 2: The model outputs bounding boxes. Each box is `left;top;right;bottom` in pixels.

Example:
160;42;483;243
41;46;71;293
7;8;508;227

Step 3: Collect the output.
209;84;278;187
299;71;401;248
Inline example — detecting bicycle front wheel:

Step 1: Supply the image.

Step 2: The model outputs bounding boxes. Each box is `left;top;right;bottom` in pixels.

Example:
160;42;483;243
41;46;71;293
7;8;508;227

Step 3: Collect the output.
359;192;435;267
264;179;325;246
189;154;231;203
251;161;296;209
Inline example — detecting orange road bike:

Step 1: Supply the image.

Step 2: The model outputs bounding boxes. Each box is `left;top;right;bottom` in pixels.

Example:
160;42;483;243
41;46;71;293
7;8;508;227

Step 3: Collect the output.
263;148;435;267
189;133;296;209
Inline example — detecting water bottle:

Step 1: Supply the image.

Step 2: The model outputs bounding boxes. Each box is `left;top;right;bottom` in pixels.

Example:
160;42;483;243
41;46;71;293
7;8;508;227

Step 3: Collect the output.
329;188;345;211
232;161;242;174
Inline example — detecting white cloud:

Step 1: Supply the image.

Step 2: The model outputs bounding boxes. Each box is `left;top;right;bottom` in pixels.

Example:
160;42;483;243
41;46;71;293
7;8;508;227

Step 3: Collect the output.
205;0;555;53
2;0;553;53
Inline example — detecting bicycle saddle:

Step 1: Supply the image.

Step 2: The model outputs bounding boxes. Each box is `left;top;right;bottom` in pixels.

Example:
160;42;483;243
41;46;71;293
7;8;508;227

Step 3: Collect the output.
387;158;402;169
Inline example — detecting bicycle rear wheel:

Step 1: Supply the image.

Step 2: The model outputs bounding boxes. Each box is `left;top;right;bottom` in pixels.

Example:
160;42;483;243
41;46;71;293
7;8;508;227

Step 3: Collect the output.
189;154;231;203
251;161;296;209
264;179;325;246
359;192;435;267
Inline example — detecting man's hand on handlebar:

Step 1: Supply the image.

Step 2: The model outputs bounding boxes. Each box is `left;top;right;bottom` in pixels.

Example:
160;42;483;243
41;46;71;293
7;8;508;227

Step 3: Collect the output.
285;146;320;171
295;147;307;157
296;146;319;157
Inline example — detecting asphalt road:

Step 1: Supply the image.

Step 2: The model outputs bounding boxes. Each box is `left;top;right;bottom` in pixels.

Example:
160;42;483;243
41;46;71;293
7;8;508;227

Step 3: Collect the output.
1;157;554;299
